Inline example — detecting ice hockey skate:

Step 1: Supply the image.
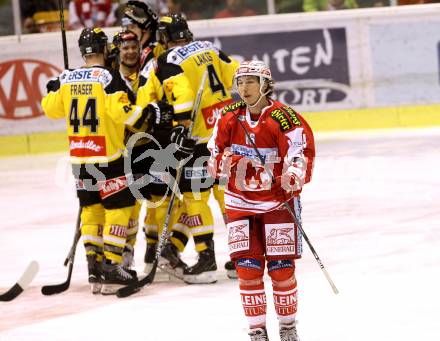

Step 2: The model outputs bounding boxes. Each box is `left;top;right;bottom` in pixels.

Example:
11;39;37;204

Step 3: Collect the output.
224;260;238;279
143;243;157;274
183;240;217;284
279;322;300;341
158;243;188;280
101;262;138;295
86;255;102;294
248;327;269;340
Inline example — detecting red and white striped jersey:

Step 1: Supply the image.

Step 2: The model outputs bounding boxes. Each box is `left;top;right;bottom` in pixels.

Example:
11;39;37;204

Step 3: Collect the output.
207;99;315;220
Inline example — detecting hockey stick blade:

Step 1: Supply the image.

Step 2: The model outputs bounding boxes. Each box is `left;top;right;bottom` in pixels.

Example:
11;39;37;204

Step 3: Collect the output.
42;208;81;296
0;261;39;302
41;261;73;296
116;260;158;298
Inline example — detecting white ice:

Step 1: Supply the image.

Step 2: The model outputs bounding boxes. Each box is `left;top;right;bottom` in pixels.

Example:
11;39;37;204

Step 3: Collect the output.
1;128;439;341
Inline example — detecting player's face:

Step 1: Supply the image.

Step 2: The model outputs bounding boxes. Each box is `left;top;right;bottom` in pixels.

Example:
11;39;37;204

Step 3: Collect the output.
119;41;140;67
237;76;261;106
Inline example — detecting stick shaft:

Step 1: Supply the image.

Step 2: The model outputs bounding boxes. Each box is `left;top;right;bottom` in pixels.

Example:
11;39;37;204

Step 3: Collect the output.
58;0;69;69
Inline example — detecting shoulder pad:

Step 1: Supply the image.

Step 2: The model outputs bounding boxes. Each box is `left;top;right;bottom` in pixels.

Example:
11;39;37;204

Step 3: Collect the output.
165;48;184;65
281;106;302;126
222;100;246;115
60;67;112;88
268;108;294;132
168;41;213;64
140;58;156;78
59;69;70;82
201;40;215;49
97;68;113;88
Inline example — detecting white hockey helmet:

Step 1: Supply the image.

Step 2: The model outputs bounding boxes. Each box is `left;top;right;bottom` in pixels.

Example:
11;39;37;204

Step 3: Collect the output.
234;60;274;103
235;60;272;82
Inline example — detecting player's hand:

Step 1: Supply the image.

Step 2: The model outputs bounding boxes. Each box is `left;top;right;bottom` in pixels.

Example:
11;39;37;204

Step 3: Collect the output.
170;125;195;160
144;101;173;130
280;157;306;193
46;77;60;94
208;150;242;179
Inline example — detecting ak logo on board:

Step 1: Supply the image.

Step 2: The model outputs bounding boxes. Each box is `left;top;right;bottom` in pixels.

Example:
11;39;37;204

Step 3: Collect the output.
0;59;61;120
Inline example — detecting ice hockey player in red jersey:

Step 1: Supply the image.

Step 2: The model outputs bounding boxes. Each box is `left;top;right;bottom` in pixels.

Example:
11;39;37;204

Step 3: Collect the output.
207;60;315;340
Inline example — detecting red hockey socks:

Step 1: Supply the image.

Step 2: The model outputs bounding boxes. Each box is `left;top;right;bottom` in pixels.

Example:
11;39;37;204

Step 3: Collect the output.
273;281;297;326
240;282;267;328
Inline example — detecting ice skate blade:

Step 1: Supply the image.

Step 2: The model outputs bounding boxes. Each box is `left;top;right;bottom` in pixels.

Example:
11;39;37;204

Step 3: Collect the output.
90;282;102;294
101;283;129;295
183;271;217;284
158;264;185;280
226;269;238;279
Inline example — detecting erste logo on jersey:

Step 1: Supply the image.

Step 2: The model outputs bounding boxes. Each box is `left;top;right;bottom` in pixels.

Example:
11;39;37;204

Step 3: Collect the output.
62;68;112;88
0;59;61;120
172;41;213;64
184;166;210;180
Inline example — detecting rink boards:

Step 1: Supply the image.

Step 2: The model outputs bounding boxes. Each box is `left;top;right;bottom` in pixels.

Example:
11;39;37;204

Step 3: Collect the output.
2;5;440;155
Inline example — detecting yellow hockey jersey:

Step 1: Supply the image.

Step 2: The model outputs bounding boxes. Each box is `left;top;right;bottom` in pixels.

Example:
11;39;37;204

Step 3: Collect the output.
42;66;144;164
137;40;239;144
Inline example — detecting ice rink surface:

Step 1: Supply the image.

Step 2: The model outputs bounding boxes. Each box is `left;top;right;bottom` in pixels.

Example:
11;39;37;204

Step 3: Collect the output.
0;128;439;341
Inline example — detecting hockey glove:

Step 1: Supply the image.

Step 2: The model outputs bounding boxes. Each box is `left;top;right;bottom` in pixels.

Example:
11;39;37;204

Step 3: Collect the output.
279;156;306;194
46;77;60;94
170;125;196;160
144;100;174;131
208;148;249;180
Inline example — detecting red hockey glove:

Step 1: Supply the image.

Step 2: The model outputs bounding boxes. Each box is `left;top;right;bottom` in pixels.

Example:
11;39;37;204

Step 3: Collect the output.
279;157;306;194
207;150;244;179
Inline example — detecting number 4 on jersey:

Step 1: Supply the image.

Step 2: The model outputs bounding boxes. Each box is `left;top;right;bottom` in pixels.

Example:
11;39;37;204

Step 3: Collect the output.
207;64;226;97
69;98;98;133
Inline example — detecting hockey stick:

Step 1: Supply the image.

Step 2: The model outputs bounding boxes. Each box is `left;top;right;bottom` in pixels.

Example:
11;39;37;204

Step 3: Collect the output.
117;70;209;298
58;0;69;69
235;116;339;295
41;208;82;295
0;261;39;302
116;167;184;298
41;1;77;297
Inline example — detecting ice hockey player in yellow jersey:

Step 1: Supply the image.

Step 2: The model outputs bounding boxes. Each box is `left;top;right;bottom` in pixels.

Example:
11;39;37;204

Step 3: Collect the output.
123;1;165;73
119;2;177;275
137;14;239;284
41;27;172;294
